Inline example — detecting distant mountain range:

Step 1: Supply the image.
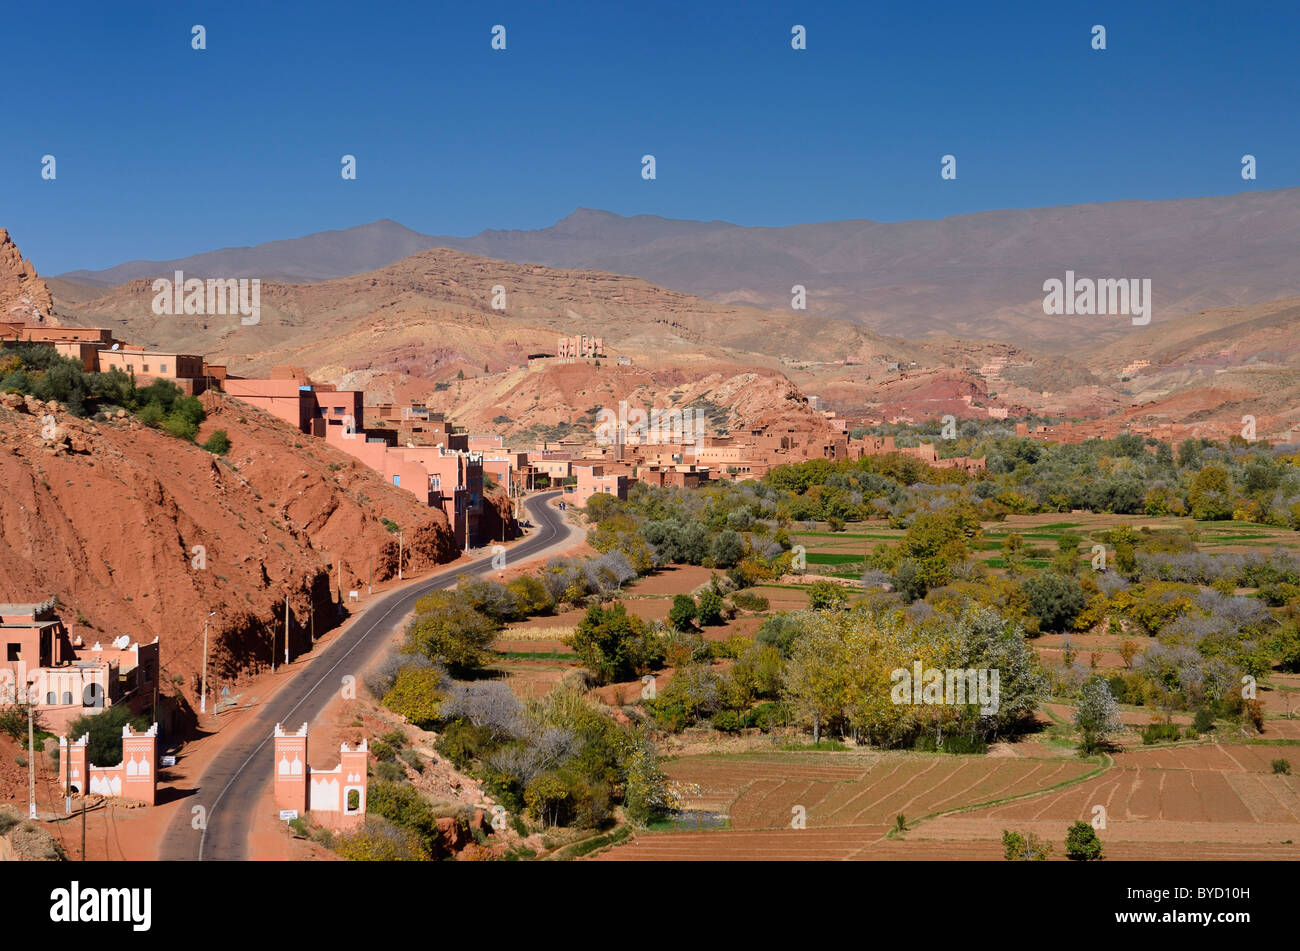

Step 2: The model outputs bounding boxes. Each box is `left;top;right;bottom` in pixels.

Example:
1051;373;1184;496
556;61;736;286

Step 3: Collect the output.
57;187;1300;349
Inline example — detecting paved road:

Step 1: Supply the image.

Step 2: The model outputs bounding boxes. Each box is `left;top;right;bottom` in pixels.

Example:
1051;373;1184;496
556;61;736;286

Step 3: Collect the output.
159;491;570;861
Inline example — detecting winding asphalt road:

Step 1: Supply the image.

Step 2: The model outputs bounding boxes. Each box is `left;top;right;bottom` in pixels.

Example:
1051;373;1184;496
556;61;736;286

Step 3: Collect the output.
158;491;570;861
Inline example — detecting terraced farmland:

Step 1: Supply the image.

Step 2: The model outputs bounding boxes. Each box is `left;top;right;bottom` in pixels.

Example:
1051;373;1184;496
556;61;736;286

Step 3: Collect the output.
595;751;1097;861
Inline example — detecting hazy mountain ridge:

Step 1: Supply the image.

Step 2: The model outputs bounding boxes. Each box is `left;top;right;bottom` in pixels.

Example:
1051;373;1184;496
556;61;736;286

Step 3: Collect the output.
55;188;1300;349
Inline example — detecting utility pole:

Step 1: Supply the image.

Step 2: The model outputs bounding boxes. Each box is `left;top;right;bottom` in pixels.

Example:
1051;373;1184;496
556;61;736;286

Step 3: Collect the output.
27;697;37;819
200;611;215;714
283;595;290;667
64;726;72;815
398;533;404;581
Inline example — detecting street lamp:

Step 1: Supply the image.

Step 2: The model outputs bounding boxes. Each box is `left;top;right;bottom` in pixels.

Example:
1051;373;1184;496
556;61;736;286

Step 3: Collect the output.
200;611;216;714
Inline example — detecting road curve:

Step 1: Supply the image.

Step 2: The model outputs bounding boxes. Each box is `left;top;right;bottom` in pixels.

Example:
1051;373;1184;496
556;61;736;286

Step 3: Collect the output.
159;491;571;861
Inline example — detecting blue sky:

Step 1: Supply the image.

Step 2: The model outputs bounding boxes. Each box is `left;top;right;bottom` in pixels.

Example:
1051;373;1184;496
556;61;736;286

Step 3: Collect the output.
6;0;1298;274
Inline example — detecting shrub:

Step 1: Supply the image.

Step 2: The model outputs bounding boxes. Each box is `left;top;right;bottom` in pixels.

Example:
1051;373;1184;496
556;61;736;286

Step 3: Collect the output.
435;720;497;771
711;709;744;733
364;652;439;700
333;817;430;861
731;590;769;612
398;748;424;773
1192;707;1216;734
364;781;440;853
743;701;788;732
1273;758;1292;775
1140;722;1182;745
806;579;848;611
201;429;231;454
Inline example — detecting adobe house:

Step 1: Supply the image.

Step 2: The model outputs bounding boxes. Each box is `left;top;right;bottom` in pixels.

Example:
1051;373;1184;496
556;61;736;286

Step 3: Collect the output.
272;723;368;828
0;602;159;733
571;464;630;507
58;724;158;805
96;347;208;394
226;370;485;544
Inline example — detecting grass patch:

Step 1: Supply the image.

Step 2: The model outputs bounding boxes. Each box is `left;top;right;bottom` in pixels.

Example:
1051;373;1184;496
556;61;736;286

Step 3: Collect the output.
496;650;577;661
805;553;866;565
546;825;633;860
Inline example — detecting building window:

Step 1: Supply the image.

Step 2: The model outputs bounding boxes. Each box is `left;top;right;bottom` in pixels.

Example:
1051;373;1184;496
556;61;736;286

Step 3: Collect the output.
160;364;168;373
46;692;56;705
393;475;401;487
5;644;18;662
332;406;345;415
142;364;149;373
62;691;73;705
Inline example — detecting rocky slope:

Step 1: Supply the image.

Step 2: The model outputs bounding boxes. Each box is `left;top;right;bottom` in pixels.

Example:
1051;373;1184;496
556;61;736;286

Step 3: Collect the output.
53;248;904;435
0;390;458;704
1079;297;1300;438
0;229;56;325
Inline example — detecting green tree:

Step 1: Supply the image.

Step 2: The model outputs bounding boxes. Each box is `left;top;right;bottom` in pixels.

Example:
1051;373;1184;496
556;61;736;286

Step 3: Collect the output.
622;737;670;825
381;667;444;728
1002;828;1052;861
1188;465;1234;521
65;704;152;768
807;579;848;612
404;591;500;673
1074;677;1122;754
756;613;803;656
1065;820;1104;861
708;529;743;568
567;602;654;685
1022;572;1087;632
781;612;861;743
695;589;725;626
524;771;572;827
667;594;698;632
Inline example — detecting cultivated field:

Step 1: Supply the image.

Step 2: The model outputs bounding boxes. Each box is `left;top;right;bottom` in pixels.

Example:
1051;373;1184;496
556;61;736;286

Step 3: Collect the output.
905;743;1300;860
595;742;1300;861
596;750;1098;861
